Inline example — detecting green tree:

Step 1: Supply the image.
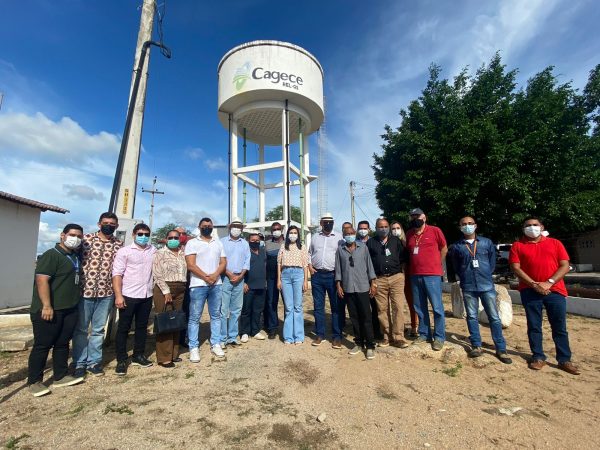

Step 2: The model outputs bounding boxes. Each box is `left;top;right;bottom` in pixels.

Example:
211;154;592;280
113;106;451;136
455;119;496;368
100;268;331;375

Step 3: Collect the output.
373;54;600;241
151;222;178;246
265;205;302;224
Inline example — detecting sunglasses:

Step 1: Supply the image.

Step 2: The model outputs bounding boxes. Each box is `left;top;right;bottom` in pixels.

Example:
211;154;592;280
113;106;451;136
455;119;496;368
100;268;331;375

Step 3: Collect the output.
349;255;354;267
167;236;179;241
136;232;150;237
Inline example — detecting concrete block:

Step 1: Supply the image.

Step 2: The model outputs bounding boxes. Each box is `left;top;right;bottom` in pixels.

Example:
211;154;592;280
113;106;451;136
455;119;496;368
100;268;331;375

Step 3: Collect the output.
0;314;31;328
0;325;34;352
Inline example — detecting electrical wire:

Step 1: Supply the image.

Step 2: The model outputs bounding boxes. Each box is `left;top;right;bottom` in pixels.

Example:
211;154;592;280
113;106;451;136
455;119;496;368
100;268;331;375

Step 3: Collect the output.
154;1;170;58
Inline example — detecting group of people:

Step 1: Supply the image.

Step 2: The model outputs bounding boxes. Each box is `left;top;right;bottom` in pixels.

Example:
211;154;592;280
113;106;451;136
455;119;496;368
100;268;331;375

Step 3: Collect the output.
26;208;580;397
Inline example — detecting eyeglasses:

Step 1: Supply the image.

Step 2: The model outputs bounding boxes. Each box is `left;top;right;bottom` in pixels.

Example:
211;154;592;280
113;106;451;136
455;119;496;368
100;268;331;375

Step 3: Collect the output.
136;232;150;237
349;255;354;267
167;236;179;241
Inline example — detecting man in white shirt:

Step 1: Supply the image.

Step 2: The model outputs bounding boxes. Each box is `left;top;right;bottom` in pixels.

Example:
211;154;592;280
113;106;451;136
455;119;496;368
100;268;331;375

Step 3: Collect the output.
184;217;227;360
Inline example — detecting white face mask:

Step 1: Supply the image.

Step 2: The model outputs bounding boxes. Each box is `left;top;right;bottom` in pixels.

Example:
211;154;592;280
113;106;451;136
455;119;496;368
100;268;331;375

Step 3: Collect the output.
288;233;298;242
391;229;403;238
272;230;282;238
230;228;242;238
357;229;369;237
64;235;82;249
523;225;542;238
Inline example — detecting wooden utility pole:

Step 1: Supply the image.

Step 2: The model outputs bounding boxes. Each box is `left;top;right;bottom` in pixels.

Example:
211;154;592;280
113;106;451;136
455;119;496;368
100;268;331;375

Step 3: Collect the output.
141;176;164;231
350;181;356;228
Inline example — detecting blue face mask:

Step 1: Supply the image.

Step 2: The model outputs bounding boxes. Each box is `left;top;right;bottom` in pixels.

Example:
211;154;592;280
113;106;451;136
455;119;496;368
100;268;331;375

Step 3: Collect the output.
460;225;476;235
135;235;150;246
344;235;356;245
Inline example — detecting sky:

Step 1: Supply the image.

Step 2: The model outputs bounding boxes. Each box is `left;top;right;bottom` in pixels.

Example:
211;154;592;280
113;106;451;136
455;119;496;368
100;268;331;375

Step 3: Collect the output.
1;0;599;252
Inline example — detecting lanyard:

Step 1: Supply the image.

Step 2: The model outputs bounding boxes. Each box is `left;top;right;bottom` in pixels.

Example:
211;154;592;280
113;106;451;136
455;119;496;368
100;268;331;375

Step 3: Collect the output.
53;247;80;272
414;226;426;247
465;241;477;258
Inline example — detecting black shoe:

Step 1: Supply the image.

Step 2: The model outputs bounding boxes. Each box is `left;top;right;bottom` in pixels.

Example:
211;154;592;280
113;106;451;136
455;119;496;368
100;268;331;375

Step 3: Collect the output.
115;360;128;376
496;351;513;365
172;357;182;363
468;347;483;358
228;340;242;347
158;362;175;368
268;332;276;340
86;364;105;377
73;367;86;379
131;355;153;368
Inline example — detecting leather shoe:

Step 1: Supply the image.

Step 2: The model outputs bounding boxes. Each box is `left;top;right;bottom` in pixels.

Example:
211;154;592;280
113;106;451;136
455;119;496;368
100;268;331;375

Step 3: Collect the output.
312;336;323;346
172;358;182;363
495;352;512;365
332;338;342;349
528;359;546;370
558;361;581;375
159;362;175;368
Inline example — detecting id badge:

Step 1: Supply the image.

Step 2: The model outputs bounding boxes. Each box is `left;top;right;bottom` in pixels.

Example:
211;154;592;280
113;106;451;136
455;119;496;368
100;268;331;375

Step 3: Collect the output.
75;274;80;285
385;248;392;257
472;260;479;268
413;247;419;255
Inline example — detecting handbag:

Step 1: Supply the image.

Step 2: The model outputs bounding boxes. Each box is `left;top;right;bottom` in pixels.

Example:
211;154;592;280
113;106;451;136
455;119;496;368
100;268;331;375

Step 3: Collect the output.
153;303;187;335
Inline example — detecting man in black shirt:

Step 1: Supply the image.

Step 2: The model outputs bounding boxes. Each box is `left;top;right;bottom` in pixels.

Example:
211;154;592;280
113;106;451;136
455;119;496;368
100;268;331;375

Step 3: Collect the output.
366;218;409;348
264;222;284;339
240;233;267;341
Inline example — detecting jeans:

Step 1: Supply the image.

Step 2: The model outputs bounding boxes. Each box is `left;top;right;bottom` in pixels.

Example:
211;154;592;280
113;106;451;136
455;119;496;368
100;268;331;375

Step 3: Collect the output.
411;275;446;342
462;290;506;352
311;271;345;339
72;295;114;368
345;292;376;349
28;307;78;384
220;277;244;343
264;277;280;332
281;267;305;343
115;296;152;362
240;288;266;336
188;285;222;348
520;289;572;363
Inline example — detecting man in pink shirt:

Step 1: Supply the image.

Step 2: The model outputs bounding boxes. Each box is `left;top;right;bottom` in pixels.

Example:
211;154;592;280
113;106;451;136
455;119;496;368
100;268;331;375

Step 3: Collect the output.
112;223;156;376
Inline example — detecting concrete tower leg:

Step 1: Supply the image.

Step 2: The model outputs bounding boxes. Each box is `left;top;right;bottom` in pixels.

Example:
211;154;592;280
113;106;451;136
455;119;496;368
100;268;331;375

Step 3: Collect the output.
258;144;266;226
230;119;239;222
304;138;312;247
281;107;290;227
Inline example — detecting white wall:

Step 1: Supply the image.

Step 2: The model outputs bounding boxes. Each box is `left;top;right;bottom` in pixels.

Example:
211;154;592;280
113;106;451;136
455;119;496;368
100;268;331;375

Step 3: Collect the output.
0;200;40;309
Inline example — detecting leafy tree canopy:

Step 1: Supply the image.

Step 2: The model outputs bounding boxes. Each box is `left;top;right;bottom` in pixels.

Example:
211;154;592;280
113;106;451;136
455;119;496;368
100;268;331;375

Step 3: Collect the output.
265;205;302;224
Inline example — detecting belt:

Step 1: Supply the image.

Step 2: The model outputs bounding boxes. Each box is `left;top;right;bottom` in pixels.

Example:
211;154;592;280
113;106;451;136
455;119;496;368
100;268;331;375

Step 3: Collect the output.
315;269;334;273
378;272;401;278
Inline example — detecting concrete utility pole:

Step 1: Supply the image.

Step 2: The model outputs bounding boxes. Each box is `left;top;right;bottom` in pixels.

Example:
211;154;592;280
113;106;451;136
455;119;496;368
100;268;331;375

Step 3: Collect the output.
350;181;356;228
141;176;164;231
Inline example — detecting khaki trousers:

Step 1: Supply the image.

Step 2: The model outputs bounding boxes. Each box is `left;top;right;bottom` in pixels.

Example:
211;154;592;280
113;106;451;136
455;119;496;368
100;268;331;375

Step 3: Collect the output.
153;282;186;363
375;272;406;341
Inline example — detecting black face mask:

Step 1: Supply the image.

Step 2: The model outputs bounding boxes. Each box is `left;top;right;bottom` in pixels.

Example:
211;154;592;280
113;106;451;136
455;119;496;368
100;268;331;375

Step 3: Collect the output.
100;224;116;236
322;222;334;233
200;227;213;237
409;219;424;229
249;241;260;251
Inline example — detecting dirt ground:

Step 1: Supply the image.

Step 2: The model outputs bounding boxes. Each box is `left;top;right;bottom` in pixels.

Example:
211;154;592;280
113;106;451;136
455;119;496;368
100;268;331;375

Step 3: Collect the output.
1;293;599;449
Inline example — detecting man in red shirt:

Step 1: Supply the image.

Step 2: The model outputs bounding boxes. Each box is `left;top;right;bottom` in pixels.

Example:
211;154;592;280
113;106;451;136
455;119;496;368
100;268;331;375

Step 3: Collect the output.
405;208;448;351
509;216;580;375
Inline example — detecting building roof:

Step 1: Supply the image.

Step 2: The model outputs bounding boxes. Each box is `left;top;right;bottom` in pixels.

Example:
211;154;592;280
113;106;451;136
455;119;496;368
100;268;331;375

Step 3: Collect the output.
0;191;69;214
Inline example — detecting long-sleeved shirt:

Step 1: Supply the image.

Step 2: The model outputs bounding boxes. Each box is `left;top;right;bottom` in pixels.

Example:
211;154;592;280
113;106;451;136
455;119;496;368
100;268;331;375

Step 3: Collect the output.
220;236;251;274
335;242;376;293
309;232;338;271
245;248;267;290
112;243;156;298
152;247;187;294
449;236;496;292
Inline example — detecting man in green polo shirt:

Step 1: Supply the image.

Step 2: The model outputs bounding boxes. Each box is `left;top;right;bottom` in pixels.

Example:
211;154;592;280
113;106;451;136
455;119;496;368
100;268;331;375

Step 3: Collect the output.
27;224;86;397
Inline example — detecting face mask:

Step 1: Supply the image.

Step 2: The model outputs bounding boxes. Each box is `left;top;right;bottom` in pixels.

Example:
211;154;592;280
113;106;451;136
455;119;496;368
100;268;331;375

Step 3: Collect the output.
391;229;403;238
230;228;242;238
100;224;116;236
288;233;298;242
272;230;282;239
249;241;261;251
523;225;541;238
460;225;476;235
135;235;150;246
179;234;188;245
377;227;389;238
410;219;424;228
322;222;333;233
166;239;180;249
357;229;369;237
64;236;82;249
344;235;356;245
200;227;213;237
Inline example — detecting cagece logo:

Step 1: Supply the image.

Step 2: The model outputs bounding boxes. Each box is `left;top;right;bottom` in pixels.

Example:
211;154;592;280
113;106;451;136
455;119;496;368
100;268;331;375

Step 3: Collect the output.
232;62;304;91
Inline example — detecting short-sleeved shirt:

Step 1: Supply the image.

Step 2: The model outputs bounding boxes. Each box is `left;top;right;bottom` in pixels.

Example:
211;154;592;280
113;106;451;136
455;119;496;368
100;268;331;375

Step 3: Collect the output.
31;244;81;313
245;248;267;290
81;232;123;298
265;239;284;278
509;236;570;297
278;244;309;268
220;236;251;273
405;225;447;276
366;235;406;277
335;242;376;293
184;237;226;288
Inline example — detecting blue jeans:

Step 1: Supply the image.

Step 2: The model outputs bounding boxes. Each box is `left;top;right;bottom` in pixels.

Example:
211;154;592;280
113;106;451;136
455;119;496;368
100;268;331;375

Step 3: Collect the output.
311;271;345;339
264;277;280;332
220;277;244;344
462;290;506;352
281;267;305;343
411;275;446;342
520;289;572;363
188;285;222;348
72;296;113;368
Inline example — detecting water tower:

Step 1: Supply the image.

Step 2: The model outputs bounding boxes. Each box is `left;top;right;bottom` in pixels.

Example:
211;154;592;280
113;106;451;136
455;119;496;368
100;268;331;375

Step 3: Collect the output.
217;41;324;239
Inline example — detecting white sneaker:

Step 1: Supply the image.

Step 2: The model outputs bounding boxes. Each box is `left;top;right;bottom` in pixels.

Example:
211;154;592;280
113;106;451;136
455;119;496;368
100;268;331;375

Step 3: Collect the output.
253;331;266;340
211;344;225;358
189;347;200;363
241;334;249;343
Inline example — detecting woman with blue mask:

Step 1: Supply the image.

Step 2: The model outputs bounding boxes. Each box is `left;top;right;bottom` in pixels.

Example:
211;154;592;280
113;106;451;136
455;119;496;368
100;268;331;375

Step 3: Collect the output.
152;229;188;368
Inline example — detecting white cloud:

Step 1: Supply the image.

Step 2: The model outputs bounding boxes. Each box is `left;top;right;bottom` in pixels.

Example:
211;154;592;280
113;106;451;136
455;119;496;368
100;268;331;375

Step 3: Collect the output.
205;157;227;171
63;184;105;201
37;221;62;253
185;147;204;160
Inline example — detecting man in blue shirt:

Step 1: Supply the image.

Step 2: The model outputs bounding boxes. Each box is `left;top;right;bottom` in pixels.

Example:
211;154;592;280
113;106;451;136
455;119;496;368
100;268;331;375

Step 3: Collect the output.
220;217;251;347
449;216;512;364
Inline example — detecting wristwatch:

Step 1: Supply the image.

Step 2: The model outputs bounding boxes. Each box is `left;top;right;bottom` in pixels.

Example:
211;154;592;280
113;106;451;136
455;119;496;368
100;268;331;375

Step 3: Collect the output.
548;278;556;284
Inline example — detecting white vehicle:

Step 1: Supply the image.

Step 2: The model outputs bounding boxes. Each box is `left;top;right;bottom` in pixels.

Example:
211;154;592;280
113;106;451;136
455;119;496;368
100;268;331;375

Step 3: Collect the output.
496;243;512;261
